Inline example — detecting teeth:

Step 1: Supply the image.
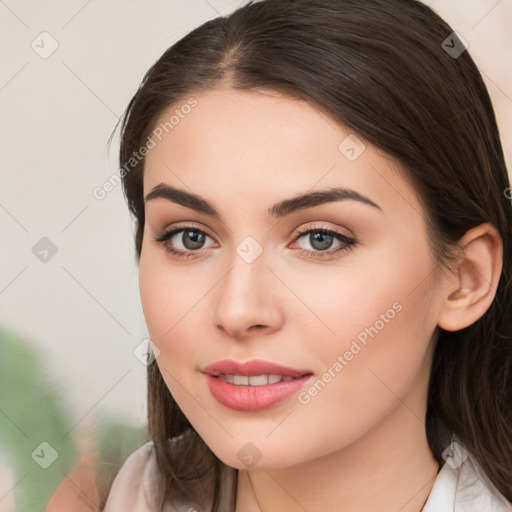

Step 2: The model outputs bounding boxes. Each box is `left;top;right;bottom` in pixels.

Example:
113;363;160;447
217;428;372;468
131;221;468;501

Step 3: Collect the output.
233;375;249;385
218;374;296;386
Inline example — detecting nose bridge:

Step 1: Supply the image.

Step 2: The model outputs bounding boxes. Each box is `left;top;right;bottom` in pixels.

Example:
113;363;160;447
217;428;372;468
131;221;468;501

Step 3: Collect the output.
213;234;281;335
218;235;268;310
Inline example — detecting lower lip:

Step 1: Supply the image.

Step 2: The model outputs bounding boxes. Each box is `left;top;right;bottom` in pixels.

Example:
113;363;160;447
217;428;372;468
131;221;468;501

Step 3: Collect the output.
204;374;314;412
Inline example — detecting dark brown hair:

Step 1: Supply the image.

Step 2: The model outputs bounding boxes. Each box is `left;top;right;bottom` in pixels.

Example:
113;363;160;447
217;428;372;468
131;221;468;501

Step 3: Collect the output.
112;0;512;509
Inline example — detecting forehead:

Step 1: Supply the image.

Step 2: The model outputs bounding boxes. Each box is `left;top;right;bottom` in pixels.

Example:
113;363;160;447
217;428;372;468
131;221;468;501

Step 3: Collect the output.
143;87;424;220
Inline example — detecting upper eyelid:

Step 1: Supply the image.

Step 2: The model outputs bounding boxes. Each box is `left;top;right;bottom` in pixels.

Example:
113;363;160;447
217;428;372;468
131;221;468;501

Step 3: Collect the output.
159;222;215;238
294;223;353;237
158;221;348;235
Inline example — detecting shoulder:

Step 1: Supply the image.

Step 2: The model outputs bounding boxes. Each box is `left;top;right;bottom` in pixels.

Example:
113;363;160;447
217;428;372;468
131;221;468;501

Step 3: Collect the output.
47;431;238;512
422;441;512;512
455;453;512;511
104;431;237;511
103;440;171;512
45;441;164;512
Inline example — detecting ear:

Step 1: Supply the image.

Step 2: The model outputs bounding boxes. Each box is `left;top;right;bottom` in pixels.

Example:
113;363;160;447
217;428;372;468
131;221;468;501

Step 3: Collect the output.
437;222;503;332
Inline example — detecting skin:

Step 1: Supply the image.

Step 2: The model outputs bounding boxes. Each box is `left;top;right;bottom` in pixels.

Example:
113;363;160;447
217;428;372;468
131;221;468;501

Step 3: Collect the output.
139;86;503;511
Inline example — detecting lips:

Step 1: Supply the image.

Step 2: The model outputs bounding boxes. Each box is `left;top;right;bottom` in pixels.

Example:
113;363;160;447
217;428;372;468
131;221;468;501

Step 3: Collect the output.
201;359;313;378
201;359;314;411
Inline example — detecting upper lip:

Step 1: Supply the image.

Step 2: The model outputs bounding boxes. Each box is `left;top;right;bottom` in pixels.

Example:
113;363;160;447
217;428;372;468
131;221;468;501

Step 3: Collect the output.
201;359;313;378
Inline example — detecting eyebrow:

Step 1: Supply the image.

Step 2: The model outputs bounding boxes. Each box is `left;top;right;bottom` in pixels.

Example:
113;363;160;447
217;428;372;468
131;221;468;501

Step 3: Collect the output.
144;183;382;219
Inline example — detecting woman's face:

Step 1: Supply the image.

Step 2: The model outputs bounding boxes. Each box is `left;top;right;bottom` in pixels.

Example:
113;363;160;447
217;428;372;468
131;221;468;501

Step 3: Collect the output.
139;86;447;469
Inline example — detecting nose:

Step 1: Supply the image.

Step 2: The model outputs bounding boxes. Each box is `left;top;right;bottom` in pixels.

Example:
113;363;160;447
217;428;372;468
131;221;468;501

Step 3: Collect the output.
212;247;284;340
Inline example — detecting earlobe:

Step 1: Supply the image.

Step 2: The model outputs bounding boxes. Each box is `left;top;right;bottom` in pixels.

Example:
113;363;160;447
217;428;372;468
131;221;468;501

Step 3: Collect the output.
437;223;503;332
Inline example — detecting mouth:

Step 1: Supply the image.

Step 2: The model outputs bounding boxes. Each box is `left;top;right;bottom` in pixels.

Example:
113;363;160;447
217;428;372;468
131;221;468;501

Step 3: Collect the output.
201;359;314;411
205;373;314;412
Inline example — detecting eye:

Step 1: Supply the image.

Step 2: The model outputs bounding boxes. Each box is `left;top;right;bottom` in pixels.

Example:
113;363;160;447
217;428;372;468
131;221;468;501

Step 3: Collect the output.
152;225;216;259
290;225;357;259
152;223;357;260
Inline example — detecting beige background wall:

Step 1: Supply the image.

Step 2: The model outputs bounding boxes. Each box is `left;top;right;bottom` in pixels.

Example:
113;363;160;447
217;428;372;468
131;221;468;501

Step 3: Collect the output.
1;0;511;438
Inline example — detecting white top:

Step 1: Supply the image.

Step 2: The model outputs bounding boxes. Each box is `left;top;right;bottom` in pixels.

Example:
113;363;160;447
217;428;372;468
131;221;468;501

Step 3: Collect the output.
103;436;512;511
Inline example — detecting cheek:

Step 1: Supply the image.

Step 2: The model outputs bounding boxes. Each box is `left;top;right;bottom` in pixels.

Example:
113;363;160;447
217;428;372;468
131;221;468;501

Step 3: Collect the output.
138;246;220;403
138;252;196;363
139;240;202;335
289;239;437;408
139;255;214;432
284;236;435;353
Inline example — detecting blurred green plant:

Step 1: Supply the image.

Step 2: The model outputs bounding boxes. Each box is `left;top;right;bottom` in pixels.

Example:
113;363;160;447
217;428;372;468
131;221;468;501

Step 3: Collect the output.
0;326;146;511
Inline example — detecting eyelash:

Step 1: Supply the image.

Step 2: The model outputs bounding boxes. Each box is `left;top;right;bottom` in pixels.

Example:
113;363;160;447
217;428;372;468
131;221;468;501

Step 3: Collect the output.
152;224;357;260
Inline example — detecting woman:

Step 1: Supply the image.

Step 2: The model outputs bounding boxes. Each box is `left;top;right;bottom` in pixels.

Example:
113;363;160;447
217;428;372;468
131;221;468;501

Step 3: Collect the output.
48;0;512;510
